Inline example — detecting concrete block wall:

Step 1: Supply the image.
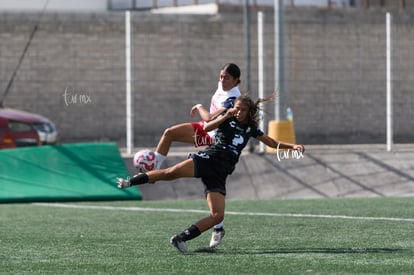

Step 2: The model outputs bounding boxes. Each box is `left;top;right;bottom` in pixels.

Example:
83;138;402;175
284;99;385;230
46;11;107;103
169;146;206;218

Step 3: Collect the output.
0;8;413;147
283;10;414;143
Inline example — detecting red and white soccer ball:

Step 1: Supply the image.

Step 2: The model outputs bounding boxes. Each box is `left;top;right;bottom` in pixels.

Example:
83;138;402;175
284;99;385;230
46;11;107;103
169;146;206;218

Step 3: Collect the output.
133;149;156;173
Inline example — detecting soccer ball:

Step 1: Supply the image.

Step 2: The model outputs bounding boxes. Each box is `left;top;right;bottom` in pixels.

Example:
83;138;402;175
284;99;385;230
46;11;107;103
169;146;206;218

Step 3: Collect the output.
133;149;156;173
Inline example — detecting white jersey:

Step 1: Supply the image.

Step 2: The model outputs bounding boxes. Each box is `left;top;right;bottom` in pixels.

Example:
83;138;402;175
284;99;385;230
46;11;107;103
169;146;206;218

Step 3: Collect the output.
207;82;241;137
209;82;241;114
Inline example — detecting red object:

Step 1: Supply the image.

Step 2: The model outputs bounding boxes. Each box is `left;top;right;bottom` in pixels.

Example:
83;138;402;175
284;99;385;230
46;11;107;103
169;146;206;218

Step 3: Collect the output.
0;108;54;149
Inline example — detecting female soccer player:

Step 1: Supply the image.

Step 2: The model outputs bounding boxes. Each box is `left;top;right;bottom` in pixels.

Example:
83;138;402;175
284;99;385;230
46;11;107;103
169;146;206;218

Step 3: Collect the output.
153;62;241;169
118;95;305;253
152;63;241;246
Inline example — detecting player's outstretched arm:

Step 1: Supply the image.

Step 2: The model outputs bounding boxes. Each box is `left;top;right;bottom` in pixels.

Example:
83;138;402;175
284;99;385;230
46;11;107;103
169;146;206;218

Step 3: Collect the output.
256;134;305;152
203;107;236;132
190;104;227;122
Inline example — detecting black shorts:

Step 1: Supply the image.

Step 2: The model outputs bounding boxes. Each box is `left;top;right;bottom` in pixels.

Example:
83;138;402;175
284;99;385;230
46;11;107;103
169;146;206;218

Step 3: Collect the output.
189;152;231;196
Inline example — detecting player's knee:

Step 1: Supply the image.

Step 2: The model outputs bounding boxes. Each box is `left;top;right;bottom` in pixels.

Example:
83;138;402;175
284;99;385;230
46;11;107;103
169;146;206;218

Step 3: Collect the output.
162;127;177;140
162;166;181;180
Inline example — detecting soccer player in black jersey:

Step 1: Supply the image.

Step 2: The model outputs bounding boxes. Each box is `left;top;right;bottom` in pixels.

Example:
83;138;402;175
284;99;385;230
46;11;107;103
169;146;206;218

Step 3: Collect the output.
117;95;305;253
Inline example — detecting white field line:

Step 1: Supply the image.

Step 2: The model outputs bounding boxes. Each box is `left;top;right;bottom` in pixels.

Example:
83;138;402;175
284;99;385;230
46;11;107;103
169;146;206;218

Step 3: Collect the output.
33;203;414;223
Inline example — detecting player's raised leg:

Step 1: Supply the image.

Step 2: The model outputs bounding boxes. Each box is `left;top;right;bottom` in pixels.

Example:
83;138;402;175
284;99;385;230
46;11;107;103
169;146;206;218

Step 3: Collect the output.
154;123;195;169
117;158;195;188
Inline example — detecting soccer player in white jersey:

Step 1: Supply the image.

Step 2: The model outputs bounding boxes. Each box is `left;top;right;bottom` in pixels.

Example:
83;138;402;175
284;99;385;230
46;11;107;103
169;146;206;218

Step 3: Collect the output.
151;63;241;248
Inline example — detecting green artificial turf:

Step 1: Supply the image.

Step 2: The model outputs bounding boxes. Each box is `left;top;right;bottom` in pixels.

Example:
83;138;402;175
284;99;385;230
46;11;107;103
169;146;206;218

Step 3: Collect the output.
1;197;413;274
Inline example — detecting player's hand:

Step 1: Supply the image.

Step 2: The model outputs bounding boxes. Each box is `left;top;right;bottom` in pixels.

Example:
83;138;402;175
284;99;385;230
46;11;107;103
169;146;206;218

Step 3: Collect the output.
293;144;305;153
190;104;201;117
225;107;237;118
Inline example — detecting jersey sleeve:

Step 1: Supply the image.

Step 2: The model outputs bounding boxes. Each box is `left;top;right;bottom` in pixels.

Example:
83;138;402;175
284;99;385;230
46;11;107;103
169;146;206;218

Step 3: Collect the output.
221;96;237;109
252;127;264;138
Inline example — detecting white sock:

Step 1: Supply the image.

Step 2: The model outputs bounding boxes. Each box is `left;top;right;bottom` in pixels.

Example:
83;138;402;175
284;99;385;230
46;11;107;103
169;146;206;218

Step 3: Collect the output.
154;152;166;169
213;221;224;229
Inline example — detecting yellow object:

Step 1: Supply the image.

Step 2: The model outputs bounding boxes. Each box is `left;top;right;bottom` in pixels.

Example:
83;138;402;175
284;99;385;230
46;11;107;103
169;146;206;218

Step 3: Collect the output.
266;120;296;153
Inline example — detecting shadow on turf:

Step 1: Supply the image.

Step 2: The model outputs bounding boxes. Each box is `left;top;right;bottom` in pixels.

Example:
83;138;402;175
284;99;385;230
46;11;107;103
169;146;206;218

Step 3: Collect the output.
193;247;406;254
193;247;218;253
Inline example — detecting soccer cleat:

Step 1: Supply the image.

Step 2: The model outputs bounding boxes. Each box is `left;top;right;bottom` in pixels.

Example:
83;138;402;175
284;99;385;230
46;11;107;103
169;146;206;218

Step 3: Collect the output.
170;235;188;253
209;228;225;248
117;177;131;189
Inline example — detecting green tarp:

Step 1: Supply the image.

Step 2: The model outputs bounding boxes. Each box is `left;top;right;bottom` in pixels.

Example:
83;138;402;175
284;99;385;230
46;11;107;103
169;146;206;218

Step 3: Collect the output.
0;143;141;203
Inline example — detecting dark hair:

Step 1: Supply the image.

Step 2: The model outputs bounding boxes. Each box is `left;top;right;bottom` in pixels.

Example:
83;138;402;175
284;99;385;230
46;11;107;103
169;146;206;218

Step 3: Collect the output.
235;93;277;128
221;63;241;84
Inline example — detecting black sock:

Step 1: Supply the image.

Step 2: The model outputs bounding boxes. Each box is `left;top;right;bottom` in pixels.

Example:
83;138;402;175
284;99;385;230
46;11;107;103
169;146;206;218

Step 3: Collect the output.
179;225;201;242
214;227;224;232
130;173;149;186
